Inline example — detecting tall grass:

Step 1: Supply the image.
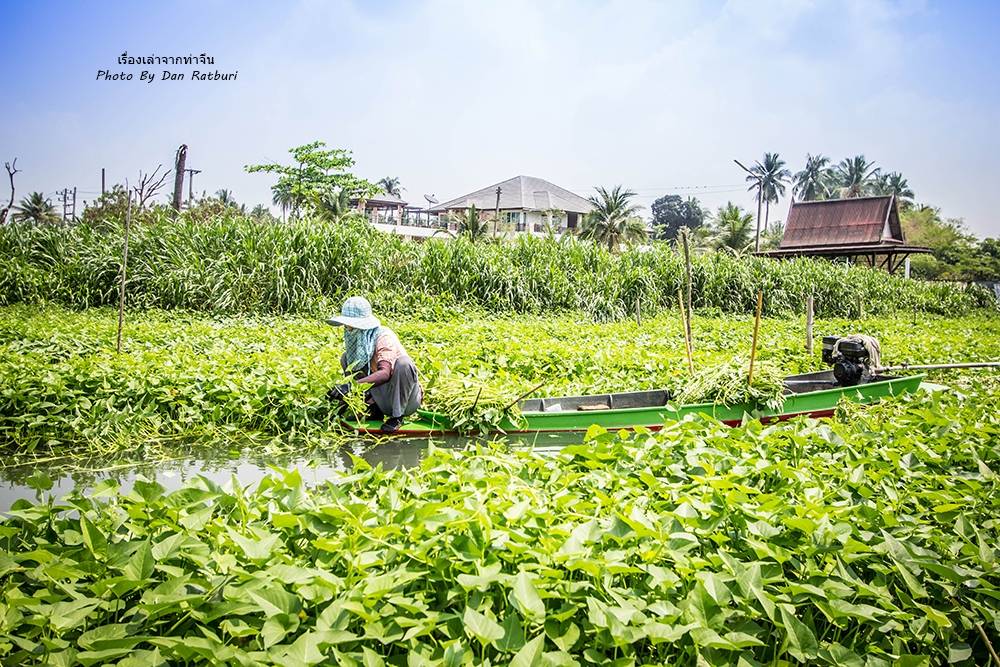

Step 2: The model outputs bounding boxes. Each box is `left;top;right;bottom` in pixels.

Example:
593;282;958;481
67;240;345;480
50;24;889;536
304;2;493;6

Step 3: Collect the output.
0;213;991;318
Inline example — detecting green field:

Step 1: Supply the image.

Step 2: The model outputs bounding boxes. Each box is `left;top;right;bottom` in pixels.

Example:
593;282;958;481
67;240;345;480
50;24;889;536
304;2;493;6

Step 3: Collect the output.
2;305;999;461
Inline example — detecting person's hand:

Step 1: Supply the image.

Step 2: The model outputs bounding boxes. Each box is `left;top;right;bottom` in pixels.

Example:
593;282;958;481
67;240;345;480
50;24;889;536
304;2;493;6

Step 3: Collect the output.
326;383;352;402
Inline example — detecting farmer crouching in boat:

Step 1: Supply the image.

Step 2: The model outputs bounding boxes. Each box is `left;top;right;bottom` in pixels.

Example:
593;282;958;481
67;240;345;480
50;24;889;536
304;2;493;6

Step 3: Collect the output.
326;296;422;434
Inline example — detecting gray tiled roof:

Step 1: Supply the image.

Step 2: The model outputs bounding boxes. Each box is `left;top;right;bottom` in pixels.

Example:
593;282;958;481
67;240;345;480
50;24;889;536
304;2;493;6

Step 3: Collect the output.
428;176;594;214
353;191;408;206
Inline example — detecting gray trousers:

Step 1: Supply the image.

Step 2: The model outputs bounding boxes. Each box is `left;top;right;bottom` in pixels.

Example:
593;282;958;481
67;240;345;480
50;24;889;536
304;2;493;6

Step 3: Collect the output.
341;354;423;418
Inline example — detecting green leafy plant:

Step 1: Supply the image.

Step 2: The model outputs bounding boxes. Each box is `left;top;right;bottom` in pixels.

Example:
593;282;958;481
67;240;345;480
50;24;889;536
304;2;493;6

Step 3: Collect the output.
675;356;786;410
2;384;999;664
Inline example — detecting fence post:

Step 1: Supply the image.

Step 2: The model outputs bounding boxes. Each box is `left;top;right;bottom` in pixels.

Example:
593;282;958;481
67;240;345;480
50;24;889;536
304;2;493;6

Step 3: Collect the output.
116;189;132;353
805;294;814;354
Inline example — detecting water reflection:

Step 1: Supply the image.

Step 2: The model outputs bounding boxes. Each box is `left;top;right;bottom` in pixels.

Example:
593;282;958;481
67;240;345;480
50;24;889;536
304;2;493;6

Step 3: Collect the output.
0;430;583;510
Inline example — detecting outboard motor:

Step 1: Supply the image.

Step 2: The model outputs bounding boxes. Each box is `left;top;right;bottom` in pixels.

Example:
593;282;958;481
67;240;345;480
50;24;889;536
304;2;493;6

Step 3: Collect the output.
822;335;875;387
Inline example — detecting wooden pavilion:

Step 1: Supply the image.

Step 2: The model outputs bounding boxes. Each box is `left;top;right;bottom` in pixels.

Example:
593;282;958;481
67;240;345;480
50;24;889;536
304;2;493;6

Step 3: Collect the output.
759;195;930;274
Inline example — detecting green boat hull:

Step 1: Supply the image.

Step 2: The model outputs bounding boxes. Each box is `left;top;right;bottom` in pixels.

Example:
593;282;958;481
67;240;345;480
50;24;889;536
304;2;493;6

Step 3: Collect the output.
344;372;925;436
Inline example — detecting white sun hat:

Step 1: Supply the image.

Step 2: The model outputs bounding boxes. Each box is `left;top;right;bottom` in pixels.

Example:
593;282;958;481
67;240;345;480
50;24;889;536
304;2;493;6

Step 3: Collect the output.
325;296;381;330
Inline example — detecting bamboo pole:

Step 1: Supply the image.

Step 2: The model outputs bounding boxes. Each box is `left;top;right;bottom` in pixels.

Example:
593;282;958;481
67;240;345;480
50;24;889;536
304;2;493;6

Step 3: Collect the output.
805;294;814;354
874;361;1000;373
470;386;483;413
635;294;641;327
116;188;132;353
748;290;764;384
681;228;693;351
502;382;547;412
678;289;694;376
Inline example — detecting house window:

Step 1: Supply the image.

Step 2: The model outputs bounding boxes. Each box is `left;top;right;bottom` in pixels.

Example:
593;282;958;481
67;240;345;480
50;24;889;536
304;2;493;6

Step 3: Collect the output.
503;211;525;231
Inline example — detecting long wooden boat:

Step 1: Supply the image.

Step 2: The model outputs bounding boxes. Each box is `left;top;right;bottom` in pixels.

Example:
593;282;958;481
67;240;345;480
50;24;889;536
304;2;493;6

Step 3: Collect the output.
342;370;926;437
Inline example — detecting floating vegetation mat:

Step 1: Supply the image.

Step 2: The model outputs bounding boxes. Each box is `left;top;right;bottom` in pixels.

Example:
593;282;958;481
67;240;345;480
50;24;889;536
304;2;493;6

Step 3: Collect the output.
2;384;999;665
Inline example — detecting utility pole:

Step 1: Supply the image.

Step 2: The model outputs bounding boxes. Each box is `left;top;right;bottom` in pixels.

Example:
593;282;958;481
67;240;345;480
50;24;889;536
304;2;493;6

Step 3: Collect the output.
493;186;501;236
734;159;763;252
184;168;201;207
172;145;188;210
59;188;76;223
101;168;106;196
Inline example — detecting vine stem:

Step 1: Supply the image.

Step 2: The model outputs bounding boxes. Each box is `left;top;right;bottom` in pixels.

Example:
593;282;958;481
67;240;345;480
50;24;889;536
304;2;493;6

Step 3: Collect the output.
978;622;1000;665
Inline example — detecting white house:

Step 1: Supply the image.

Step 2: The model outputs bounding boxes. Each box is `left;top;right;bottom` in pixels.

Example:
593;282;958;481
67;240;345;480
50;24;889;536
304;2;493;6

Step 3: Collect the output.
426;175;594;235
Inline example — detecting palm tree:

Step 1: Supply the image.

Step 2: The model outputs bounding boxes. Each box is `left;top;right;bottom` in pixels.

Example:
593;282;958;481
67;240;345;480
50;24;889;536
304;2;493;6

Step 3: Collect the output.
834;155;879;198
873;172;914;207
448;205;489;241
377;177;402;198
712;202;754;251
215;189;236;206
13;192;60;224
315;187;355;222
271;182;294;221
793;154;833;201
750;153;791;233
581;186;645;251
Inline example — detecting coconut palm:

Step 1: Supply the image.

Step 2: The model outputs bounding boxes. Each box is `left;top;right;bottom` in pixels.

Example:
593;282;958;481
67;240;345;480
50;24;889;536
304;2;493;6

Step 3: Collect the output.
581;186;645;251
215;189;236;206
315;188;355;223
447;205;489;241
13;192;60;224
834;155;879;198
750;153;791;233
271;182;294;221
873;172;915;207
712;202;754;251
793;154;833;201
377;177;402;198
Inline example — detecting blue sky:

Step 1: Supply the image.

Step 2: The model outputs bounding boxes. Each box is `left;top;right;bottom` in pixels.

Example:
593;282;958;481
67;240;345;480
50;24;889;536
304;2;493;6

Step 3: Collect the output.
2;0;998;236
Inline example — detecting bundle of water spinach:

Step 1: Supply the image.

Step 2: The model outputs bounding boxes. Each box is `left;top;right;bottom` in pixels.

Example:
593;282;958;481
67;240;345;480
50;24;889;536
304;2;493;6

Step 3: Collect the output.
425;374;525;434
675;356;786;410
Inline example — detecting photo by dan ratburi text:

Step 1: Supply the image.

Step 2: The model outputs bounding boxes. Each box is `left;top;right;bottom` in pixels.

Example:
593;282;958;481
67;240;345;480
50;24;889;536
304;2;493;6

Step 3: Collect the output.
95;70;239;82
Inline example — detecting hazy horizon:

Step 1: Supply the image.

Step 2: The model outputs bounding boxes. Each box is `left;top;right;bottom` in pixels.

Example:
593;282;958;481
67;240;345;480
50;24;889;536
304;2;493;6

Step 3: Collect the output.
2;0;998;236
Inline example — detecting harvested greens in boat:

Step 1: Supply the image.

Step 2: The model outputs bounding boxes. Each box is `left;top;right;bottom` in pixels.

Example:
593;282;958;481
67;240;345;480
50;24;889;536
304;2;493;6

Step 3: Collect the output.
425;373;525;435
676;356;786;410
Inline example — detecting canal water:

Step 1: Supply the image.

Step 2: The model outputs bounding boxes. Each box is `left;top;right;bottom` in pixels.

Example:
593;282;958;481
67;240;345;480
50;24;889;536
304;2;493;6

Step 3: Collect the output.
0;431;583;510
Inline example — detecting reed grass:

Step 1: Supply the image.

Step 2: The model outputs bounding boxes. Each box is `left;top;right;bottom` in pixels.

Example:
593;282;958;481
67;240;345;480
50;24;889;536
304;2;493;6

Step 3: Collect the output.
0;213;991;319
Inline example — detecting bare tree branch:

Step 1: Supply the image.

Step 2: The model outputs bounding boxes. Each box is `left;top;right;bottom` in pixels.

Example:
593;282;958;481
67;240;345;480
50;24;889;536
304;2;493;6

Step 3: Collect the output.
135;164;170;210
0;158;20;225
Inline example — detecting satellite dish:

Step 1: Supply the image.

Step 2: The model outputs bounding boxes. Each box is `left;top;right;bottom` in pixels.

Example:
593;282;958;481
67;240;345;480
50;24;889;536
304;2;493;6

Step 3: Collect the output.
423;194;438;206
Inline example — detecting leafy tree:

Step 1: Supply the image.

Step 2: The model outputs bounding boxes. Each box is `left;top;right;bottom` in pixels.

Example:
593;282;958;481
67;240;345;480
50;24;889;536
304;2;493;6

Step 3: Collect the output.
80;186;147;228
834;155;879;198
898;205;1000;280
650;195;704;241
760;221;784;251
13;192;60;224
377;177;402;198
245;142;376;218
582;186;646;251
749;153;790;233
710;202;754;251
793;154;833;201
872;172;914;207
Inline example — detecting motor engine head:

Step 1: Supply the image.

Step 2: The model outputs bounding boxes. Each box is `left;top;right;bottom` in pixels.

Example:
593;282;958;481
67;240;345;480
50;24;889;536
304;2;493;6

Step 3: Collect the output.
821;336;873;387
